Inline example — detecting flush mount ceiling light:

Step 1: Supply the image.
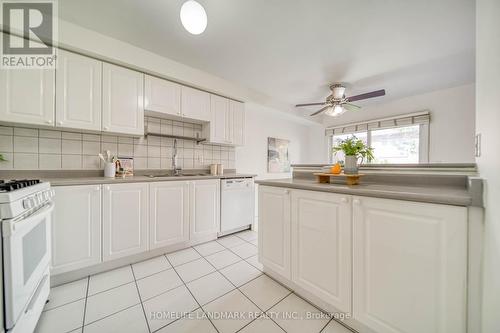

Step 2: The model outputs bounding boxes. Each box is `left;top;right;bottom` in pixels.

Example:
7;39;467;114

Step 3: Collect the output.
180;0;207;35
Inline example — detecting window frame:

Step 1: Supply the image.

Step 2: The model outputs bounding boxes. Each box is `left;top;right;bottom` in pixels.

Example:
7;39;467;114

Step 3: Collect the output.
329;123;429;164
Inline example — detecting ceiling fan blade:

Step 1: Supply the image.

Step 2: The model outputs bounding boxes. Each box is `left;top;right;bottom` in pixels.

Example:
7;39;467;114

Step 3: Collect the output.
296;102;325;107
347;89;386;102
310;105;330;116
344;103;361;112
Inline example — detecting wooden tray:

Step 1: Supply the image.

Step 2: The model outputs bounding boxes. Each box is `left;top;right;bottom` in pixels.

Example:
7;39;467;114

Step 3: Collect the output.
313;172;365;185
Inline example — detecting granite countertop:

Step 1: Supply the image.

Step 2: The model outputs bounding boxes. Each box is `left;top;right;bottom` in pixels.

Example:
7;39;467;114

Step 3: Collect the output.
255;178;473;207
46;173;256;186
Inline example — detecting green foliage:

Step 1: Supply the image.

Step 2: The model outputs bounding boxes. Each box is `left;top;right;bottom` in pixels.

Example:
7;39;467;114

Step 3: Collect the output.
0;154;6;162
332;135;375;162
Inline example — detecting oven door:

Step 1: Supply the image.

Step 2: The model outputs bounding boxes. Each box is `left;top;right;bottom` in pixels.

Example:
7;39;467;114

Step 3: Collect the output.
2;202;53;330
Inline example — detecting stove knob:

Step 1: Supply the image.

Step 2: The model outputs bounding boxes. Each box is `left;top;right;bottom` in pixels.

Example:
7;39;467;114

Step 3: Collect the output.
23;198;34;209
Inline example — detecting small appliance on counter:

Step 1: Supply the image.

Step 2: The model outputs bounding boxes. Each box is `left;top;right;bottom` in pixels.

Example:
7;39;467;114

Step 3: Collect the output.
0;180;54;333
219;177;255;236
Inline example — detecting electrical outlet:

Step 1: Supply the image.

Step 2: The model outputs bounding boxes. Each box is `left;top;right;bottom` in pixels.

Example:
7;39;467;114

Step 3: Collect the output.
475;133;481;157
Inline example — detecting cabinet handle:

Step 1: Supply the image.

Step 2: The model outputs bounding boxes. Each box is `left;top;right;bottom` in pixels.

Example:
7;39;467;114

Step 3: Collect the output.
341;197;348;203
105;185;110;191
95;186;100;191
103;126;109;131
45;120;53;124
284;189;290;195
57;121;63;126
353;199;361;205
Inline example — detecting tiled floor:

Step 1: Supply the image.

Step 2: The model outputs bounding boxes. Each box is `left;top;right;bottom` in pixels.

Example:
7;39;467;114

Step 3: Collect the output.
35;230;353;333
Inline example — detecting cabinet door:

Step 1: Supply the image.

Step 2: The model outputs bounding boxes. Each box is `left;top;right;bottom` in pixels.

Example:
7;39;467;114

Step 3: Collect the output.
291;190;352;313
210;94;229;144
102;63;144;136
190;180;220;241
258;186;291;279
0;43;55;126
149;181;189;249
144;75;181;116
51;185;101;275
56;50;102;131
231;100;245;146
352;196;467;333
103;183;149;261
182;86;210;121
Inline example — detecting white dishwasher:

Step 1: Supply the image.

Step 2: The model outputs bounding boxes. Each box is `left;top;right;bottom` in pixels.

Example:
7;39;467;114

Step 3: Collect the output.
220;178;255;236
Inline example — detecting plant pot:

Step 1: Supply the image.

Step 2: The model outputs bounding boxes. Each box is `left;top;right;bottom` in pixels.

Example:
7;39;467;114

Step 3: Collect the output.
344;155;358;174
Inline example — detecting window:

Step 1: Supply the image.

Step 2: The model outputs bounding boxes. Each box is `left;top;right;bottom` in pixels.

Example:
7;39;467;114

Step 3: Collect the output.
330;123;428;164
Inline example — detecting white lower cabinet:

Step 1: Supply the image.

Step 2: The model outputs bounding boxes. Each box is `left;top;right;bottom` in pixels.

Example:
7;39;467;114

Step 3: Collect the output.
149;181;189;249
51;185;101;275
258;186;291;279
352;196;467;333
189;180;220;241
291;190;352;313
102;183;149;261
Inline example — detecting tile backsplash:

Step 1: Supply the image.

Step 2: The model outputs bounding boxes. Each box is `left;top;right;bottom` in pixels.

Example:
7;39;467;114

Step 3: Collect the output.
0;117;236;171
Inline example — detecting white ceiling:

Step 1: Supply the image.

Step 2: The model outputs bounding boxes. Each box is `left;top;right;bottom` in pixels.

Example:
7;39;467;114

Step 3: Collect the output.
59;0;475;118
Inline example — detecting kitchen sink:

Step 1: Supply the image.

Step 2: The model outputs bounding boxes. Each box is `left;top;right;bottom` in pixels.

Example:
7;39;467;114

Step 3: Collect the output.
146;173;209;178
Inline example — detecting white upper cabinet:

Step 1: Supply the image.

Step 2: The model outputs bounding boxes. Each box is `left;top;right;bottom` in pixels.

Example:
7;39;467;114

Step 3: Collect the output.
144;75;181;117
231;100;245;146
352;196;467;333
0;37;55;126
208;94;230;144
102;63;144;136
291;190;352;313
102;183;149;261
182;86;210;122
56;50;102;131
51;185;102;275
149;181;189;249
258;186;291;279
190;180;220;241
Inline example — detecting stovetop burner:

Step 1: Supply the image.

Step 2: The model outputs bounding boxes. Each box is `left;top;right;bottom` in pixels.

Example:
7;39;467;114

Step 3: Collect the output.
0;179;41;192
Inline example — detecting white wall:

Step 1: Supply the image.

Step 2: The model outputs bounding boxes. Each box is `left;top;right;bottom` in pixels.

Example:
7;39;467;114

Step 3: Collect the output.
477;0;500;332
235;103;314;180
323;84;476;163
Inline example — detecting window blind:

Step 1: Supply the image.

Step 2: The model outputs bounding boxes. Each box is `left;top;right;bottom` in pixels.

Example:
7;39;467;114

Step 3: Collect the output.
325;111;430;136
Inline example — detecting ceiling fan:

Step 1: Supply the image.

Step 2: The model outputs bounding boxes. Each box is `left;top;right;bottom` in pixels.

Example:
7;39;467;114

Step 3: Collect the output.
296;83;386;117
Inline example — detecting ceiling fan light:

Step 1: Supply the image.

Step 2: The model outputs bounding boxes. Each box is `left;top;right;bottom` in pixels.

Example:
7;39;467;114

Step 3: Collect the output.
332;86;346;99
180;0;207;35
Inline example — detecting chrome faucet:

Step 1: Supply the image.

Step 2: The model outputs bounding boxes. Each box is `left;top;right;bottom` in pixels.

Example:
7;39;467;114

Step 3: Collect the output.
172;139;182;176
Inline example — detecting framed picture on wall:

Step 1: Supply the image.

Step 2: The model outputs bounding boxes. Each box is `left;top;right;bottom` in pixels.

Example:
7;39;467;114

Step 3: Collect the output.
267;137;291;173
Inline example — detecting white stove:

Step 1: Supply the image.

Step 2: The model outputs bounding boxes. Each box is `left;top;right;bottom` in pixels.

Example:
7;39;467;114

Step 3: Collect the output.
0;179;54;333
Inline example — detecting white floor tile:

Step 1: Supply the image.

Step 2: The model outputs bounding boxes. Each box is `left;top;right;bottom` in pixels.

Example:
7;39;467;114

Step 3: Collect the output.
216;235;246;248
156;308;217;333
132;255;171;279
322;319;355;333
187;271;235;305
136;268;183;301
236;230;258;242
203;290;261;333
194;241;226;256
205;249;241;269
240;275;291;311
167;248;201;266
85;282;140;324
245;255;264;271
267;293;330;333
175;258;215;282
249;238;258;246
84;304;149;333
230;242;258;259
45;278;88;311
88;266;134;296
35;299;85;333
219;260;262;287
143;285;199;332
239;315;285;333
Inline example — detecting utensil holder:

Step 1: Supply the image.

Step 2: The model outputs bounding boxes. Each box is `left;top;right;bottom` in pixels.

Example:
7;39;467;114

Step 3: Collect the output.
104;162;116;178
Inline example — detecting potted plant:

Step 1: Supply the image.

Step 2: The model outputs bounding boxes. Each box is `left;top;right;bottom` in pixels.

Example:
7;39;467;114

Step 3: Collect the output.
0;154;6;162
332;136;374;174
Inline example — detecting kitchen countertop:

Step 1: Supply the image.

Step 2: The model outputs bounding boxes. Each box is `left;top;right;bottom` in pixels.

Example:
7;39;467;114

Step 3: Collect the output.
255;178;473;206
45;173;257;186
